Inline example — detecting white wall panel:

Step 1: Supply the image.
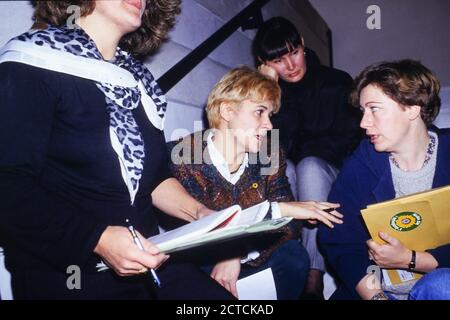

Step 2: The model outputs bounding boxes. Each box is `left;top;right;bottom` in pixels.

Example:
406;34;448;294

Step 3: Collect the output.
310;0;450;86
0;1;33;47
170;0;255;68
164;100;205;142
146;40;229;108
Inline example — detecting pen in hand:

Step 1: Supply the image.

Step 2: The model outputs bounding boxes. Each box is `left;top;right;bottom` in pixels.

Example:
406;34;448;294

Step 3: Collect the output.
125;219;162;288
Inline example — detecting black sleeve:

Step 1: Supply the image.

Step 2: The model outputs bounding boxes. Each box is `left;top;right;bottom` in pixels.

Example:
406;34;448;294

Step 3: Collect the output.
318;154;373;297
150;128;173;192
427;244;450;268
0;62;108;271
324;74;363;165
303;73;363;168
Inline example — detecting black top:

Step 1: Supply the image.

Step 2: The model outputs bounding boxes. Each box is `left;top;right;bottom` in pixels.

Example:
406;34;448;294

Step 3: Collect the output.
271;48;363;168
0;62;171;276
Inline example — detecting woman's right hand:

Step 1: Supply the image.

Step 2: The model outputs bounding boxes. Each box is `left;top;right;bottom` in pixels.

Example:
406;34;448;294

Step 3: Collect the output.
278;201;343;228
94;226;169;276
258;64;278;81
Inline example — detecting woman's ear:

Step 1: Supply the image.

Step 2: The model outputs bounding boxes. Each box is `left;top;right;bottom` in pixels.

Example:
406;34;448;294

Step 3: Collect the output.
407;105;422;121
301;37;305;48
219;102;236;122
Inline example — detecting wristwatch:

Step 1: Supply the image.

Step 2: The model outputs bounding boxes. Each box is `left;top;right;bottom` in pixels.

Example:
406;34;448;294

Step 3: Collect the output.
408;250;416;271
370;292;389;300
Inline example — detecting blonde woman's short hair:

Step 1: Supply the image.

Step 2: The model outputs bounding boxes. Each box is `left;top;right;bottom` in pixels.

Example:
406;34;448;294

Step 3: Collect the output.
206;66;281;128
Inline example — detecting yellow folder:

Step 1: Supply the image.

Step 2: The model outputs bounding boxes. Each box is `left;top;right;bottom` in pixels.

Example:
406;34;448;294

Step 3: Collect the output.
361;185;450;285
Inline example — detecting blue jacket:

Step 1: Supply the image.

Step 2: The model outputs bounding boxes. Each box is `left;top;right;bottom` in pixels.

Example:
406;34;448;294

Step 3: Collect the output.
319;128;450;299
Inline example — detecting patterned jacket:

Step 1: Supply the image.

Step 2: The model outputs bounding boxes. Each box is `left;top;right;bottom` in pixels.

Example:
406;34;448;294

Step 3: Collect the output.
167;131;302;266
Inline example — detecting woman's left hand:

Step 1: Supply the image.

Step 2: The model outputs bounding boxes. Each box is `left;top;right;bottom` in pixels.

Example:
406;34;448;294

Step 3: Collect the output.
196;205;215;220
279;201;343;228
367;232;411;269
210;257;241;298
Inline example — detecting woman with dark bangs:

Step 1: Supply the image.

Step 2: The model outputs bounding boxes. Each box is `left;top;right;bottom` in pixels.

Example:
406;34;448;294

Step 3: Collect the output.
0;0;234;299
253;16;363;299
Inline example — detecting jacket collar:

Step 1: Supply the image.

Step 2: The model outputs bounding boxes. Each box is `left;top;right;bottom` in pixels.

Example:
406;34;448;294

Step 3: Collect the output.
365;146;395;203
366;127;450;201
433;128;450;186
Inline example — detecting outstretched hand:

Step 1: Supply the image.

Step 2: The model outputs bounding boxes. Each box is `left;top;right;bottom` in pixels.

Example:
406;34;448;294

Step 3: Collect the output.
367;231;411;269
279;201;343;228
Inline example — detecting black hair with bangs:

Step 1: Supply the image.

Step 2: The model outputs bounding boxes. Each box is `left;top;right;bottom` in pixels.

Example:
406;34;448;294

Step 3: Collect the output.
252;16;302;64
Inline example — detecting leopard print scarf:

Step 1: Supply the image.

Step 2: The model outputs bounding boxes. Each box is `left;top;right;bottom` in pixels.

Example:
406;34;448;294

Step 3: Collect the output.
0;24;167;205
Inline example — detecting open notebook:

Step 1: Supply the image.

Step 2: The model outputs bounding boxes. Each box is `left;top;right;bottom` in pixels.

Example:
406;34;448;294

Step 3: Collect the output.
150;201;292;254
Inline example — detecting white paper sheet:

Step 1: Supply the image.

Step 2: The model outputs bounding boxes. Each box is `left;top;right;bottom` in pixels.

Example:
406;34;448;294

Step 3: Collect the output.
236;268;277;300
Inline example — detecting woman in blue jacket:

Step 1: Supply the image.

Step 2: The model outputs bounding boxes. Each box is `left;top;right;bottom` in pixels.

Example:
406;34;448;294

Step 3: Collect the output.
319;60;450;300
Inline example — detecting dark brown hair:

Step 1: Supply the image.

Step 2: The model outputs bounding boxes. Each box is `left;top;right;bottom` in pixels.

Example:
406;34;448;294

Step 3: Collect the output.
350;59;441;125
32;0;181;58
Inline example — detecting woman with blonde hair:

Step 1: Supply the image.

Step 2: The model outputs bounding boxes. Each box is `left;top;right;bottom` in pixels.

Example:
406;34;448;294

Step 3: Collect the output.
169;66;343;299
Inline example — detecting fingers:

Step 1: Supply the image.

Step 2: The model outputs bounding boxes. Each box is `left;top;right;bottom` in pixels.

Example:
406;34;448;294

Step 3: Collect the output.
136;248;169;270
196;206;215;220
307;209;333;228
378;231;398;246
317;202;343;219
117;247;168;276
213;276;238;298
230;281;238;298
367;241;384;266
314;214;333;228
366;239;379;251
327;209;344;219
124;233;169;275
258;64;278;81
314;208;344;227
284;201;343;227
96;226;170;277
137;231;161;255
368;249;375;261
114;260;151;276
138;267;148;274
319;202;341;209
135;231;170;267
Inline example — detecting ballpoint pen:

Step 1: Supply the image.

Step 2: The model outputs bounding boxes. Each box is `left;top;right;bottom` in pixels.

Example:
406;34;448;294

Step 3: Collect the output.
125;219;162;288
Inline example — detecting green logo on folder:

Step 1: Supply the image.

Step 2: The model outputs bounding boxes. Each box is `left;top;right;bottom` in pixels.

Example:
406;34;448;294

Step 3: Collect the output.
390;212;422;231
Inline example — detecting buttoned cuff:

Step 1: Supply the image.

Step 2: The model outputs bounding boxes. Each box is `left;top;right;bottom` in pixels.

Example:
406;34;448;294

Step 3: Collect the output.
270;202;282;219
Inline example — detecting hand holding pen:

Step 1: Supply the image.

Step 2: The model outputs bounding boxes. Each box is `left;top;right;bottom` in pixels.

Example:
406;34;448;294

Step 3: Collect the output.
126;219;164;288
93;224;169;279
